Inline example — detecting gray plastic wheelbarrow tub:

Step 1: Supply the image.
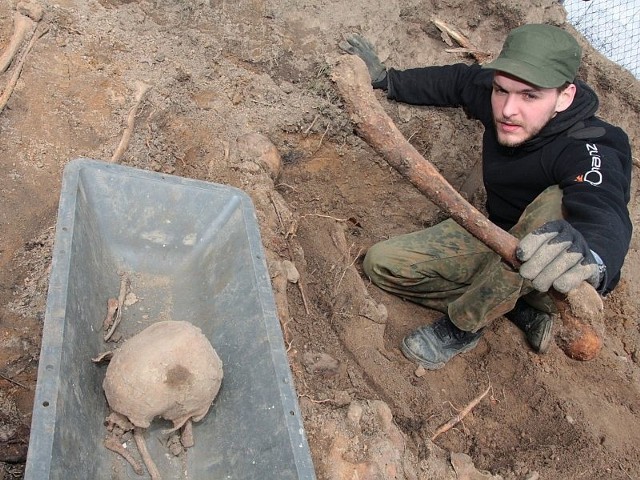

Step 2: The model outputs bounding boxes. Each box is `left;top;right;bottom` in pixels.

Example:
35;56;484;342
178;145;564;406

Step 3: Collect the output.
24;158;316;479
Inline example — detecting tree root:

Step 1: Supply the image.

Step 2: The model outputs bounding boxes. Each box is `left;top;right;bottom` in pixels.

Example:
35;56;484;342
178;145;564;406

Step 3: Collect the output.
110;81;152;163
0;24;48;114
431;385;491;441
0;13;36;73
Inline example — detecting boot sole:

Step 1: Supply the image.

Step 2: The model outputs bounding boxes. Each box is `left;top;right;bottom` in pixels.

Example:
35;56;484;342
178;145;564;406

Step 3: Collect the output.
400;336;481;370
533;315;554;354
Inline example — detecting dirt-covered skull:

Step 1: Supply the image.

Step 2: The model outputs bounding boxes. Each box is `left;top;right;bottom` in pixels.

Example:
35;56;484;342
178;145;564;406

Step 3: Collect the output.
103;320;223;431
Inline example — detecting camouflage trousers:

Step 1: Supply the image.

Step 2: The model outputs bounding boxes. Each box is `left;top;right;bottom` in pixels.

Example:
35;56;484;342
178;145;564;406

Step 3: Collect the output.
362;186;564;332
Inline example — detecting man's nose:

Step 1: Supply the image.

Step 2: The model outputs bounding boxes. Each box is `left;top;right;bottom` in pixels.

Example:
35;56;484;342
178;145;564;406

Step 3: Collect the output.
501;94;518;118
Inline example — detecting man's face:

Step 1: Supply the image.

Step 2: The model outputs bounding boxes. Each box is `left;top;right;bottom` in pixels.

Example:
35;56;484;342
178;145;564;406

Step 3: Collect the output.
491;72;576;147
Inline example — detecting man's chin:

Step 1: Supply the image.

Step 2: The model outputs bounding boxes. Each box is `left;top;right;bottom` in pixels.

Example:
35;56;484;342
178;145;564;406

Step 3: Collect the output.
496;132;532;148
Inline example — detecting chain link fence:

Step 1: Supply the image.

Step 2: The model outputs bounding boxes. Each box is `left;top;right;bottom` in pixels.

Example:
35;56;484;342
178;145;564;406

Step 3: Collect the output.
561;0;640;79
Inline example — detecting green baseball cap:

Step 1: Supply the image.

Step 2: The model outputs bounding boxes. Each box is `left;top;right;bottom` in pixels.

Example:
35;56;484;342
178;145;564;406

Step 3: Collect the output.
482;24;581;88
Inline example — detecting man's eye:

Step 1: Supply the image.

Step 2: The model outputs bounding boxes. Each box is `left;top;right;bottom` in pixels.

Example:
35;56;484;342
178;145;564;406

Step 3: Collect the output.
524;93;539;100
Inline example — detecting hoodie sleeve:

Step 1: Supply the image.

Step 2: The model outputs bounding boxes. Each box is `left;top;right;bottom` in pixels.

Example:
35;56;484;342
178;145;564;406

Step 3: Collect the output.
385;63;494;124
553;124;633;292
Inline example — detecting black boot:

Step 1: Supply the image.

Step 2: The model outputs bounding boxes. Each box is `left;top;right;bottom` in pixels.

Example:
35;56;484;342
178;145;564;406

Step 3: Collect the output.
505;299;554;353
401;315;483;370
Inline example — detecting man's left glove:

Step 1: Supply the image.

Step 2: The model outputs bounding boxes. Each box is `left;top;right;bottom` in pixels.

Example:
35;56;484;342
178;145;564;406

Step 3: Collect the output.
516;219;603;293
339;34;388;87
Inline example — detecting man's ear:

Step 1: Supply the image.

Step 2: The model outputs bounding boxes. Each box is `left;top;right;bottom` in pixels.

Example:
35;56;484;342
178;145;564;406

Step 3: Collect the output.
555;83;577;113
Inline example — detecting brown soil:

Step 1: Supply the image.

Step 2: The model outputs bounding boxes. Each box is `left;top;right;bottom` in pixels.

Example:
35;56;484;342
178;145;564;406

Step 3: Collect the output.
1;0;639;479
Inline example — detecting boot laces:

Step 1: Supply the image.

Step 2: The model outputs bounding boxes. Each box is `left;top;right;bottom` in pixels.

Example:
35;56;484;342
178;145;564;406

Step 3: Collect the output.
433;316;468;341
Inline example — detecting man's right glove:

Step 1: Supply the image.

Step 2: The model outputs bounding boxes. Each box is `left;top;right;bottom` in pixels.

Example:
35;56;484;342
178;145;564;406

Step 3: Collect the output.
516;219;604;294
339;34;388;87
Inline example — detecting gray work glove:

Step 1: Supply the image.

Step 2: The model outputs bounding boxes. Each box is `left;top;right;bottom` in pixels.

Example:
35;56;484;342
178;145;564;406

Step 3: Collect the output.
339;34;388;85
516;219;603;293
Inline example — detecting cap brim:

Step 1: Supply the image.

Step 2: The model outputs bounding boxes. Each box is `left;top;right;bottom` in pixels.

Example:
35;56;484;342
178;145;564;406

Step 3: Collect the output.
482;57;567;88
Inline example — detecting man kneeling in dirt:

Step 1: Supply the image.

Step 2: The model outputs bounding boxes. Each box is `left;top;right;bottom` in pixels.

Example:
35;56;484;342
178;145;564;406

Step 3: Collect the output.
341;24;632;369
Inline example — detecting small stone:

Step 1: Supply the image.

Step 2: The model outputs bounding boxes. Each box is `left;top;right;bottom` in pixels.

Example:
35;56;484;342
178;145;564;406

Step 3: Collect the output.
280;81;295;94
414;366;427;377
237;161;261;174
332;390;351;407
359;297;388;324
17;1;44;21
282;260;300;284
346;402;363;427
397;104;413;123
235;132;282;180
301;351;340;376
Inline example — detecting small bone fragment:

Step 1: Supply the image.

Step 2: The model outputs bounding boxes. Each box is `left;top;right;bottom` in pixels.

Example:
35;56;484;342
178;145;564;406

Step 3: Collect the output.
134;427;161;480
104;435;143;475
123;292;139;306
167;434;183;456
102;298;119;332
180;419;194;448
91;351;113;363
104;274;129;341
106;412;134;433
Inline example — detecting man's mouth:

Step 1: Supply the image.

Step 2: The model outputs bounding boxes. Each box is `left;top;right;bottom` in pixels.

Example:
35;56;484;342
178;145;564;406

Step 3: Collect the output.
497;120;522;133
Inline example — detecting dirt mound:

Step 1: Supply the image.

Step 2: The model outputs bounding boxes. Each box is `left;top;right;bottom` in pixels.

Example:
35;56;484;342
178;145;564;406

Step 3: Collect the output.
1;0;639;478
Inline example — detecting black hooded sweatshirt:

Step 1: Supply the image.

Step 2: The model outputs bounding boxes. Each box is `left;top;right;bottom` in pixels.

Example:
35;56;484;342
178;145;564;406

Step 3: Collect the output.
383;63;632;293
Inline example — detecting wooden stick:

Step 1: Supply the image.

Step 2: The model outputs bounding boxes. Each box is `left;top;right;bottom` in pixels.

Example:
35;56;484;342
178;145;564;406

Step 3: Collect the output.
110;81;152;163
431;385;491;441
0;24;48;114
331;54;604;361
432;17;492;64
0;13;36;73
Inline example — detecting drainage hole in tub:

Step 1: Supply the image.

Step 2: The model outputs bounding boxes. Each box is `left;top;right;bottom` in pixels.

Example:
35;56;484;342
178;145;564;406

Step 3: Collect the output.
43;401;50;407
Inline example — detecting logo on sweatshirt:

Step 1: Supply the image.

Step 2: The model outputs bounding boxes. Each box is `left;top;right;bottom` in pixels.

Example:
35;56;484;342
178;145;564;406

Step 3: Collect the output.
575;143;602;186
